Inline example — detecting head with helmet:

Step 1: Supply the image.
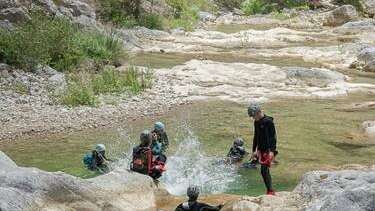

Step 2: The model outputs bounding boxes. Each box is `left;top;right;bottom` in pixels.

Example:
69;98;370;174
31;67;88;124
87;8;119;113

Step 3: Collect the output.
248;103;263;120
154;121;165;133
187;185;200;201
234;137;244;147
95;144;106;155
140;130;151;146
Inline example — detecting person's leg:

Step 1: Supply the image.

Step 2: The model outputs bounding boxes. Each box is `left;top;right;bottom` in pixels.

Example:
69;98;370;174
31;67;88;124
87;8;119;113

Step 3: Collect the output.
260;164;273;192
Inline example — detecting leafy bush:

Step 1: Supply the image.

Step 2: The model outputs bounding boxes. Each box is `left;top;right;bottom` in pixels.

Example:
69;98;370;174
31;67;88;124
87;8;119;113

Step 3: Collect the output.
62;83;97;106
98;0;163;29
241;0;267;15
241;0;309;15
0;11;125;72
137;14;164;30
0;11;80;71
165;0;200;31
215;0;245;9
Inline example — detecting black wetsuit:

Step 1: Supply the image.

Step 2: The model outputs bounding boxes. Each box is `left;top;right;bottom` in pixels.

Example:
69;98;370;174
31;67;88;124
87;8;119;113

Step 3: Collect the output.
152;129;169;152
175;200;222;211
252;115;277;192
91;151;110;172
227;146;246;162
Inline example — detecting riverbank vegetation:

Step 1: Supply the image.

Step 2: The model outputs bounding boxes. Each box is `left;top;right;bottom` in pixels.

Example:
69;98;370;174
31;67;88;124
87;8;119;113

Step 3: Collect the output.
62;67;153;107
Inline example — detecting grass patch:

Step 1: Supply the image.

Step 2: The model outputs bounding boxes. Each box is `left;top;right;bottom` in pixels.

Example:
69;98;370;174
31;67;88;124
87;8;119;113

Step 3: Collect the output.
241;0;309;15
13;82;29;95
0;11;125;72
61;66;153;107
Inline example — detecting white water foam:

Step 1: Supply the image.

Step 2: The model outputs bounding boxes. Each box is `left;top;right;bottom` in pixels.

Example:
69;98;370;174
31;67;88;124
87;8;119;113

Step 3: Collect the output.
160;134;239;196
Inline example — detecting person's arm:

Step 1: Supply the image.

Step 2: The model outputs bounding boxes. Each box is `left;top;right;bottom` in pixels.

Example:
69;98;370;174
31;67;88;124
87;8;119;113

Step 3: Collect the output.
252;122;258;153
266;120;277;152
163;132;169;148
198;202;223;210
147;148;153;175
227;147;233;157
91;151;98;169
175;204;184;211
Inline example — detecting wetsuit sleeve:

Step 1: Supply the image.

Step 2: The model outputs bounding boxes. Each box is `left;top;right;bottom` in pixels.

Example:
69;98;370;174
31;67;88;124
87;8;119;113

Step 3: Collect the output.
175;204;184;211
91;151;98;169
163;132;169;148
197;202;222;210
227;147;233;157
266;120;277;152
252;122;258;152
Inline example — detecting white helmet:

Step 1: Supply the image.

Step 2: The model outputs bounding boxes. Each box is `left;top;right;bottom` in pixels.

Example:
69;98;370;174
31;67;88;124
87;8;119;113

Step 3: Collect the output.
95;144;106;152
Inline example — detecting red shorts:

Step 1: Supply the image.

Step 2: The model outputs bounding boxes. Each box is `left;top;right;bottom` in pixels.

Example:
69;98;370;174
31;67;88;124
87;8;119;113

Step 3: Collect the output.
257;151;274;167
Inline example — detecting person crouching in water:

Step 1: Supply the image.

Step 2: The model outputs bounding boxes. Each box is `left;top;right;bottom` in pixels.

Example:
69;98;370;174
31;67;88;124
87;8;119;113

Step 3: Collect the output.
248;103;278;195
131;130;166;180
175;186;223;211
226;138;248;164
83;144;112;173
152;121;169;152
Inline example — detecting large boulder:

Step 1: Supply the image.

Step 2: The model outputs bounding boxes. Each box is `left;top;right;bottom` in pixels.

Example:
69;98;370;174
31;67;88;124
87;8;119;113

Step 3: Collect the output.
295;170;375;211
0;151;158;211
0;7;29;23
323;5;358;27
360;0;375;17
356;47;375;72
60;0;96;18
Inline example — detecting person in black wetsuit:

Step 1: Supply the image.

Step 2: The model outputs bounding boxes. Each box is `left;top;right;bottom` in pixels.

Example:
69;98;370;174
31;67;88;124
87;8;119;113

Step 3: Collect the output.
152;121;169;153
248;103;278;195
227;137;248;163
175;186;223;211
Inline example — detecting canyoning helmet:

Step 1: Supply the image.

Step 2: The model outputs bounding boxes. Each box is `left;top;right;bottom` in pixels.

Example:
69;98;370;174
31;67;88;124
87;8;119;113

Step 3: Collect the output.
248;103;261;117
154;122;165;132
234;138;244;146
187;185;200;200
95;144;106;152
140;130;151;145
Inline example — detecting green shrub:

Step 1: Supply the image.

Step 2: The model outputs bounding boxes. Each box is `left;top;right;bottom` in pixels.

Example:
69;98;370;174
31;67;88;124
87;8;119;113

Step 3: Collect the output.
62;82;97;107
62;66;153;106
0;11;80;71
0;11;125;72
75;31;124;68
165;0;199;31
138;14;164;30
241;0;267;15
241;0;309;15
215;0;245;9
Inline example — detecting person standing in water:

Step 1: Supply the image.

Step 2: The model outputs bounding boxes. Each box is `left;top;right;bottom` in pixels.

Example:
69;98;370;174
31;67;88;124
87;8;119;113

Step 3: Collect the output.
152;122;169;152
248;103;278;195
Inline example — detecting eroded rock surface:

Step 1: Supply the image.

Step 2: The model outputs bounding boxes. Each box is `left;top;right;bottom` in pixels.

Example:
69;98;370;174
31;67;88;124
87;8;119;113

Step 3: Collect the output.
155;60;375;102
0;151;157;211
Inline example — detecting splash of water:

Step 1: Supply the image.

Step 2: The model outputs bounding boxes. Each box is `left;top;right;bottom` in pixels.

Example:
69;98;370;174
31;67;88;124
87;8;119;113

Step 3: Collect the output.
111;126;240;196
160;134;240;196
